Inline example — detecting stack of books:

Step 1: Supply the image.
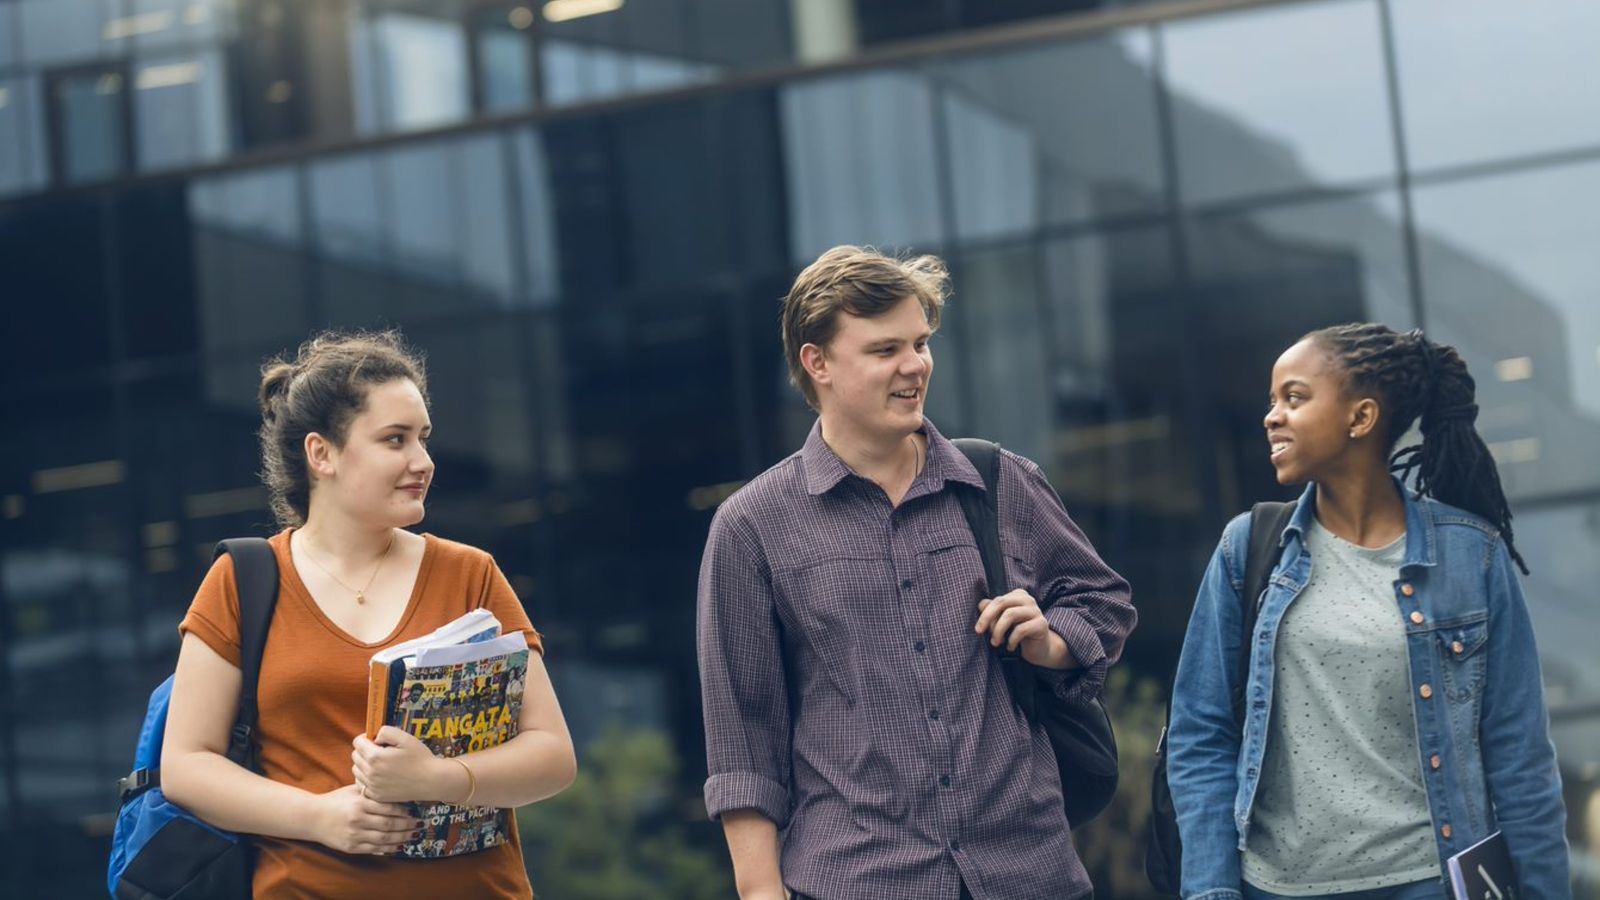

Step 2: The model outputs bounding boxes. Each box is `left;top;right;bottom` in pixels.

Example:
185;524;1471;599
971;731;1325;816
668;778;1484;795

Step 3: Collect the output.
365;609;530;859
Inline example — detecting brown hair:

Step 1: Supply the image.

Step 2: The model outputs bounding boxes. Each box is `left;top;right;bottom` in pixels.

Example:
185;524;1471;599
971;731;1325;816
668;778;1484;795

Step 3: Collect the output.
258;330;429;527
781;245;950;410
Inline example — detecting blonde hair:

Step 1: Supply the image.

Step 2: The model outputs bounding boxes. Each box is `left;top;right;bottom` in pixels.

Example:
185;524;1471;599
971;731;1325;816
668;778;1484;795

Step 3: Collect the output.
781;245;950;410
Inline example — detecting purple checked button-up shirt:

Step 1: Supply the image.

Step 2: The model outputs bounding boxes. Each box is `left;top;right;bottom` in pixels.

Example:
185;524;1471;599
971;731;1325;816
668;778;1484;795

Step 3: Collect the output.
697;420;1136;900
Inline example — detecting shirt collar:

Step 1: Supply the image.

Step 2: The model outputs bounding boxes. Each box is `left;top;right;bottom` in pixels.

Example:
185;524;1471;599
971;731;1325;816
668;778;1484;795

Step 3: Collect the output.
800;418;986;497
1282;478;1439;568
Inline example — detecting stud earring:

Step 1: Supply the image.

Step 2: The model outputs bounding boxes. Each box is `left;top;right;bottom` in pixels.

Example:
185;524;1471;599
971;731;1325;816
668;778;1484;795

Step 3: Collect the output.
1349;430;1357;439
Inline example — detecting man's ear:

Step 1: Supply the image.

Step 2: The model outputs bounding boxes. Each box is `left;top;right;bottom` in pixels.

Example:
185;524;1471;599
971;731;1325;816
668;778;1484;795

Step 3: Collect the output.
800;342;830;392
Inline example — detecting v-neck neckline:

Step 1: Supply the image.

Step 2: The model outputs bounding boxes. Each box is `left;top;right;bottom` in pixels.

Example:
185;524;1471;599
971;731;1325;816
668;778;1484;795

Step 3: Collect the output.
280;530;437;649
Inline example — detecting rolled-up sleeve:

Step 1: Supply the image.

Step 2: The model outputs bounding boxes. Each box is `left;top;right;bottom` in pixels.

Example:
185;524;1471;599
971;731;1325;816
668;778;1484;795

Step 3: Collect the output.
1013;457;1137;704
697;504;793;827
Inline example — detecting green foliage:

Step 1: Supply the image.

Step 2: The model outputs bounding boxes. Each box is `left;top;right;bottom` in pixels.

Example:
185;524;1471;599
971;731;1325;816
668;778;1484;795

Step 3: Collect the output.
516;680;1178;899
1072;668;1169;899
518;728;731;900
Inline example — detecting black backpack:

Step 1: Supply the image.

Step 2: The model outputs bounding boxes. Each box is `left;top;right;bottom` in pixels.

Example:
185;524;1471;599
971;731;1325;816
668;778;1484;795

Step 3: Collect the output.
1144;501;1297;894
108;538;279;900
951;439;1119;830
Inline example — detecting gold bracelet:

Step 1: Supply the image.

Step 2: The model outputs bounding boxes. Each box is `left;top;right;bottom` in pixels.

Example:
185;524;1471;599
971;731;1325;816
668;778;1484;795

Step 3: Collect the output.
453;757;477;805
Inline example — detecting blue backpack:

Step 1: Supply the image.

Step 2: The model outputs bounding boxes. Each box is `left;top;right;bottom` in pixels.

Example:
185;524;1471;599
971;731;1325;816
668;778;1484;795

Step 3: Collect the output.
108;538;279;900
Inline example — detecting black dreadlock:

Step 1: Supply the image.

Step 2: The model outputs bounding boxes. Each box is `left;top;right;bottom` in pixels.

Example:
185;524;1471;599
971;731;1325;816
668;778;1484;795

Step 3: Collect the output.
1306;322;1529;575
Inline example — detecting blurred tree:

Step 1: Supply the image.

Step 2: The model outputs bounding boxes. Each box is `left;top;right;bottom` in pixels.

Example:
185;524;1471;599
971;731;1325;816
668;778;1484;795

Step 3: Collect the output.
1073;668;1168;900
519;727;731;899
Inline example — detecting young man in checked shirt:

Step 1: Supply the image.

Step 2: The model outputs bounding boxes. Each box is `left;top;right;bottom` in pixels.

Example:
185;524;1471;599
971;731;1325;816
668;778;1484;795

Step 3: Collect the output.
697;245;1137;900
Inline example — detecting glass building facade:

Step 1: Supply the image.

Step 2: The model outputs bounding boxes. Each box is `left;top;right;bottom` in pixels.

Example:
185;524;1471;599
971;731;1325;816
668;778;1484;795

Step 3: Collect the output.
2;0;1598;895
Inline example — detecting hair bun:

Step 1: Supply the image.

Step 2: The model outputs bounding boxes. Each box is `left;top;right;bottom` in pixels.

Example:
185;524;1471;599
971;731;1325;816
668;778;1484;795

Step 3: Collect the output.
257;360;296;421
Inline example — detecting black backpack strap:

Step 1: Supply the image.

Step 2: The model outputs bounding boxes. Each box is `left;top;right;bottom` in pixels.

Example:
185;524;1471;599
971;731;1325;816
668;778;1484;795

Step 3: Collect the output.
215;538;279;771
1234;501;1296;720
950;439;1008;597
950;438;1035;720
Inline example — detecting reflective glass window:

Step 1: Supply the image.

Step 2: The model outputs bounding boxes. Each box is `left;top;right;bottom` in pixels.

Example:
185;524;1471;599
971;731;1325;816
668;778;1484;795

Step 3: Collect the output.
540;39;712;108
0;195;113;380
690;0;791;69
1162;0;1395;206
405;319;541;482
0;4;16;68
189;165;312;357
1032;226;1201;533
114;184;201;359
383;140;462;285
546;288;747;631
356;11;470;133
48;66;131;184
1185;192;1415;504
1187;192;1416;333
18;0;114;67
457;133;518;303
1390;0;1600;172
512;128;561;305
309;151;391;325
779;69;944;263
133;50;230;171
0;385;131;828
308;153;384;263
1410;159;1600;500
474;9;535;114
1512;502;1600;779
537;0;717;107
0;76;49;197
124;0;236;53
935;28;1164;238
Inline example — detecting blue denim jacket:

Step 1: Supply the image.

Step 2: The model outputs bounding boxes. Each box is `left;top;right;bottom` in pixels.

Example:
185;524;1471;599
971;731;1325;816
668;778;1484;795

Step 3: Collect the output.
1167;481;1570;899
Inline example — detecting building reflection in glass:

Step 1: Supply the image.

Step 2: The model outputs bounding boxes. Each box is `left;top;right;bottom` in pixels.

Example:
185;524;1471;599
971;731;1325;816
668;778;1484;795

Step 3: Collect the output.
4;0;1600;894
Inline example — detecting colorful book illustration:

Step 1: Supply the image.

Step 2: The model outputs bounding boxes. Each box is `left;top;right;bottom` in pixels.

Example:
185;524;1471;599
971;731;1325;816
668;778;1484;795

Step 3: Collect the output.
1447;830;1517;900
364;609;530;859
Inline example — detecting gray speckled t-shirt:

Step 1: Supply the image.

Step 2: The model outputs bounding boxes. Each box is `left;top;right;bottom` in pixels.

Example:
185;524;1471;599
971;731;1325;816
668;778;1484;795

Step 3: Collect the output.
1242;520;1439;895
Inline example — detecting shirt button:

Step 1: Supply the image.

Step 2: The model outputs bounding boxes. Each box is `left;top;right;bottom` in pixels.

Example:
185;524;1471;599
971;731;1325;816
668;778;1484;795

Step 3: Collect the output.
1452;640;1465;655
1419;684;1434;700
1430;754;1442;770
928;709;940;720
1400;583;1415;597
949;840;960;852
913;640;925;653
940;775;951;787
901;578;913;590
1409;611;1425;624
1440;824;1452;839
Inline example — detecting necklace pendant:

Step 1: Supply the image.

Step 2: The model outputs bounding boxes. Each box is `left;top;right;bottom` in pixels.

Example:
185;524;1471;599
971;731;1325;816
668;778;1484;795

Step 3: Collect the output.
355;591;365;604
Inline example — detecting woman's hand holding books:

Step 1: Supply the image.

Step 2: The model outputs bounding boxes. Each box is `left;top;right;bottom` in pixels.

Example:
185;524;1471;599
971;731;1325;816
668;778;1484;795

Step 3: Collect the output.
351;726;463;804
308;783;420;856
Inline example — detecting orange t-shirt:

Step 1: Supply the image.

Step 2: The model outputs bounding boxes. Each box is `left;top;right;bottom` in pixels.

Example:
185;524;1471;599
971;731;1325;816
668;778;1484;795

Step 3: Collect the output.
179;530;544;900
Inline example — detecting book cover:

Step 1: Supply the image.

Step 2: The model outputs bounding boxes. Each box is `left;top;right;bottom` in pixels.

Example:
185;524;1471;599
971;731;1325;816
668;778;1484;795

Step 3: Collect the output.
364;609;501;740
1447;830;1517;900
364;611;530;859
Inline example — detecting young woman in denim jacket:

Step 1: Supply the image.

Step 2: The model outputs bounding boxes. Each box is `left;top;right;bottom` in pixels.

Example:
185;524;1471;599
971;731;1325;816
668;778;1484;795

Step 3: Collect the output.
1168;323;1569;899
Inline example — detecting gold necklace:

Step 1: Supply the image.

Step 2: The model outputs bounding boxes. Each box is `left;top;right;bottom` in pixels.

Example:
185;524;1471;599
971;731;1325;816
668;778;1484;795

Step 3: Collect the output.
301;531;395;604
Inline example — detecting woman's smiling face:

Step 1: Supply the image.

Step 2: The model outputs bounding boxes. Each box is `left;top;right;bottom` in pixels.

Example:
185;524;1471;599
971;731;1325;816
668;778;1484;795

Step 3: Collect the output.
1264;337;1375;486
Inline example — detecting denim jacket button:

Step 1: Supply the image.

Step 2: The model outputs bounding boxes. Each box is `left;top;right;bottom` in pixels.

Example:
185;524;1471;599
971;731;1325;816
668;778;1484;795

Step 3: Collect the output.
1440;823;1452;839
1409;611;1425;624
1401;583;1415;597
1430;754;1442;770
1419;684;1434;699
1452;640;1465;655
